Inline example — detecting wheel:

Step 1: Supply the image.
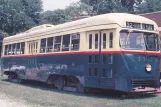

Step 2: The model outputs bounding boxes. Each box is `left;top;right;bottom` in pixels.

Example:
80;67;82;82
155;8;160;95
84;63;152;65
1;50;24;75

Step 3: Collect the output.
17;78;24;84
8;73;24;83
55;77;65;90
8;74;15;82
76;81;84;93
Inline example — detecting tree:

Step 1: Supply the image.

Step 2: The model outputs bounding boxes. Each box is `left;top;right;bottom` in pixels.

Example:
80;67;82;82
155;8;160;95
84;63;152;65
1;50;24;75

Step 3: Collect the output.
120;0;142;12
65;2;88;20
40;9;66;25
137;0;161;13
21;0;43;24
80;0;112;15
0;0;42;35
40;2;90;25
80;0;143;14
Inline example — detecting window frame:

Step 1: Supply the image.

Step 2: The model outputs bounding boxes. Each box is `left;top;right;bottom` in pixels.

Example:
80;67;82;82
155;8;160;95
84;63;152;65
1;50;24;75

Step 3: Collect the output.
89;55;92;64
4;45;8;55
62;34;70;52
12;43;16;55
16;43;21;55
89;34;92;49
54;36;62;52
103;33;107;49
47;37;54;52
108;69;113;78
102;69;106;78
21;42;25;54
94;55;99;64
109;32;113;48
40;38;47;53
94;68;98;77
8;44;12;55
71;34;80;51
95;33;99;49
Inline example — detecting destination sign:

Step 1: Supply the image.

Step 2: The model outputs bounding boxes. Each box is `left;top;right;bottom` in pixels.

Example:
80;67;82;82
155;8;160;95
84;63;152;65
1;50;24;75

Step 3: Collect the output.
126;22;154;30
142;23;154;30
126;22;141;29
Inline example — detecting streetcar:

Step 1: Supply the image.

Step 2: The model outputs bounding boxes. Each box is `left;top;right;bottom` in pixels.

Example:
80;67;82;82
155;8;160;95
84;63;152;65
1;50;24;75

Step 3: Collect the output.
1;13;160;93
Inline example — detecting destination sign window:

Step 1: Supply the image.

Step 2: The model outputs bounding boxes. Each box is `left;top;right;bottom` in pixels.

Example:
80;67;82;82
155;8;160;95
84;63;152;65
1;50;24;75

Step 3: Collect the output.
126;22;141;29
142;24;154;30
126;22;154;30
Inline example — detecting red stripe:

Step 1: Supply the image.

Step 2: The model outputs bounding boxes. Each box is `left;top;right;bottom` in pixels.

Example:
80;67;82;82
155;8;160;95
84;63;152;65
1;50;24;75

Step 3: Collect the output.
1;51;160;58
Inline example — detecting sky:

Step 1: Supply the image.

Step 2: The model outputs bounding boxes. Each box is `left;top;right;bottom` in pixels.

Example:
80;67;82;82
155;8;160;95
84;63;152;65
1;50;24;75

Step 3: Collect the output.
42;0;79;11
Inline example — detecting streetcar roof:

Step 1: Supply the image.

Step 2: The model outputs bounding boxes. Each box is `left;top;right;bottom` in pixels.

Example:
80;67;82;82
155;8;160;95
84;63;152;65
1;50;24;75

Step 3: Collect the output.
4;13;158;43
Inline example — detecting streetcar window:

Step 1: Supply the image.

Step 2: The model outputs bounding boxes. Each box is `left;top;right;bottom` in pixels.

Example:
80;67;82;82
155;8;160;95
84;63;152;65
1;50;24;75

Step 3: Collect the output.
102;56;106;64
89;68;92;76
103;33;106;49
109;55;113;64
54;36;61;52
40;38;46;53
0;38;2;56
33;42;35;53
108;69;113;78
21;42;25;54
102;69;106;77
35;42;38;53
4;45;8;55
95;34;98;49
55;36;61;43
47;37;53;52
94;68;98;76
94;55;98;64
144;33;159;51
109;32;113;48
89;34;92;49
62;34;70;51
16;43;21;55
8;44;12;55
28;43;31;54
89;56;92;63
71;34;80;51
120;32;145;50
12;44;16;55
28;41;38;54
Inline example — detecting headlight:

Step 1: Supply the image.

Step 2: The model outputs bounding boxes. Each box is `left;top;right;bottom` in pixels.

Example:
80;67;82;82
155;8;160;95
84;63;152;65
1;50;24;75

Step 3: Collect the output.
146;64;152;72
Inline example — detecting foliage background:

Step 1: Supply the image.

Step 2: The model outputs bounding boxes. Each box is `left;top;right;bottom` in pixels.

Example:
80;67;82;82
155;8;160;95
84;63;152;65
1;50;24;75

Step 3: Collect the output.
0;0;161;36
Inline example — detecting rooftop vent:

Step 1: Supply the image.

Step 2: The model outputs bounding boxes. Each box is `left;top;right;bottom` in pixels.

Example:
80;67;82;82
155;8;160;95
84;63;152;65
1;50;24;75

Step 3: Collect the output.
26;24;54;33
71;15;90;21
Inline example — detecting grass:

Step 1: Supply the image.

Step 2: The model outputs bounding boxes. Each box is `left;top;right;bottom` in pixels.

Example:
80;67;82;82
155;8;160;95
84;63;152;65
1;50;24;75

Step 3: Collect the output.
0;78;161;107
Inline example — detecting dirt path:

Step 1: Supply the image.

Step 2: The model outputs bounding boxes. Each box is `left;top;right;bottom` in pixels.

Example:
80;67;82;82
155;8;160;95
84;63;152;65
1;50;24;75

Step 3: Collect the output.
0;78;161;107
0;94;29;107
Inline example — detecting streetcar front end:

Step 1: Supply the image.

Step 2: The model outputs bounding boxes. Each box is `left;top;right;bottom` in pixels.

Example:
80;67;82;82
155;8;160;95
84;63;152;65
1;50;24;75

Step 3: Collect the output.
116;22;160;92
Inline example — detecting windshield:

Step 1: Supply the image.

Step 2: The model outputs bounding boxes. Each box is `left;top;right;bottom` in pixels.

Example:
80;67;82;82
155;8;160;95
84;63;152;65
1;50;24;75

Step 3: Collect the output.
120;31;159;51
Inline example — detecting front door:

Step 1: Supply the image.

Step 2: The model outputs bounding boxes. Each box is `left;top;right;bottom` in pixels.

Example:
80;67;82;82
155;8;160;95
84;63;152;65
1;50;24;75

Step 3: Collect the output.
99;30;114;89
85;30;114;89
86;31;100;88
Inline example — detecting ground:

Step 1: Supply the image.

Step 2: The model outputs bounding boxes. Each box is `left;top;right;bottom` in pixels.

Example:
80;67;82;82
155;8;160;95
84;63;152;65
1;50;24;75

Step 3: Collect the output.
0;77;161;107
